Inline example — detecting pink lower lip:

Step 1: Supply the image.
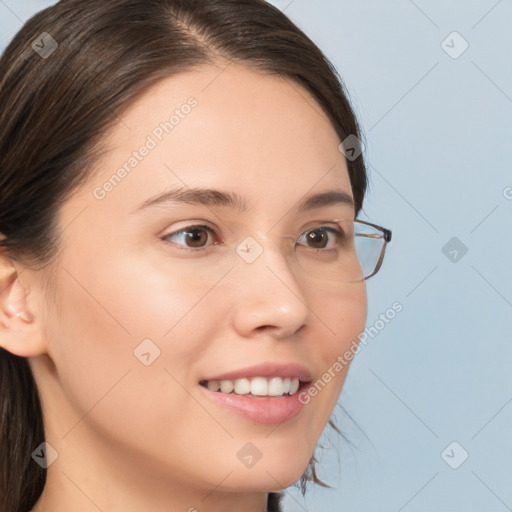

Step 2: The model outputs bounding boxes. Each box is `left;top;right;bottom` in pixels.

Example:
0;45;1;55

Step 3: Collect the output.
199;382;309;425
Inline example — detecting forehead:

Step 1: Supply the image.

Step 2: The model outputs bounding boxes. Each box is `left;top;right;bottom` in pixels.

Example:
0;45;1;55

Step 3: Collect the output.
79;63;352;221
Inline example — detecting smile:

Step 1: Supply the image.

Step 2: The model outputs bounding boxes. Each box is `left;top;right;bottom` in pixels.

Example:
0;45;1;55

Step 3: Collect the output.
199;376;302;397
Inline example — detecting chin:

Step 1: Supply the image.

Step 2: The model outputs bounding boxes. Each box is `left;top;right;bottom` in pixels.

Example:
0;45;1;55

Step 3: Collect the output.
219;452;313;492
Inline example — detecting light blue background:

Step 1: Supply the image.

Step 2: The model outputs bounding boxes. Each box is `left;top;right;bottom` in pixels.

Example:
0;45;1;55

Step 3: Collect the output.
1;1;511;511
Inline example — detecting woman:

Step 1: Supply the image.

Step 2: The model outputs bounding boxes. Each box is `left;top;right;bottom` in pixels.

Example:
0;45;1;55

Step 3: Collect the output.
0;1;391;511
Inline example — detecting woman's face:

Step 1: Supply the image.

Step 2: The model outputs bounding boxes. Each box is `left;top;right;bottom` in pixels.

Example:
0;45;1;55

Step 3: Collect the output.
28;63;366;499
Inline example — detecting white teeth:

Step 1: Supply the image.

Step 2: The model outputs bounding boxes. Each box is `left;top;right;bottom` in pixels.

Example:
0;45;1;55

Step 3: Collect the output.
234;378;251;395
268;377;283;396
250;377;268;396
220;380;234;393
203;377;301;397
289;378;300;395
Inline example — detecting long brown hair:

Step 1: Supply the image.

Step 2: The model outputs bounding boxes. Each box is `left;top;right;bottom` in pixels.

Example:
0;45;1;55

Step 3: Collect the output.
0;1;368;510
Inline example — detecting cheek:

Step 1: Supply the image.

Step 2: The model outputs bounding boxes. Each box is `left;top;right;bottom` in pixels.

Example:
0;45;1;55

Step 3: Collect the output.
310;282;367;361
46;251;216;423
44;254;232;479
300;283;367;433
56;241;224;354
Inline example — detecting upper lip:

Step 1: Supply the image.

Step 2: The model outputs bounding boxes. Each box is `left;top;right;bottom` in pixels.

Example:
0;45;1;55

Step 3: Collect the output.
200;362;313;383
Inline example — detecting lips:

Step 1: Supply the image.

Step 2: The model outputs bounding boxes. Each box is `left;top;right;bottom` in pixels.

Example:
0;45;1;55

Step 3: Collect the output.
197;362;314;423
199;377;311;424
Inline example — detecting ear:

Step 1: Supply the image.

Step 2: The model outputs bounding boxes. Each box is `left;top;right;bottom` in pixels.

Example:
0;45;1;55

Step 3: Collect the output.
0;249;47;357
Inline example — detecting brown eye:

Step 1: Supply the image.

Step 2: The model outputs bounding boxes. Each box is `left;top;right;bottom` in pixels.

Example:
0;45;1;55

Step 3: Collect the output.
298;227;342;250
305;229;328;249
163;225;215;249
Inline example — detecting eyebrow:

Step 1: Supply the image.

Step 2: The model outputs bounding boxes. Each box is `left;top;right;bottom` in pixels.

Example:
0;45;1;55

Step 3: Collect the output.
132;186;354;214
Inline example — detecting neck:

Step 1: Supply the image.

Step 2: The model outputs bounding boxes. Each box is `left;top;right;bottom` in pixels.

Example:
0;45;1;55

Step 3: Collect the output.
31;468;269;512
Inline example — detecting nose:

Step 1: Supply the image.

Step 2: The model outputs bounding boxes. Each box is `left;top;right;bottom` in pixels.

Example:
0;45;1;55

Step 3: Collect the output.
228;235;312;339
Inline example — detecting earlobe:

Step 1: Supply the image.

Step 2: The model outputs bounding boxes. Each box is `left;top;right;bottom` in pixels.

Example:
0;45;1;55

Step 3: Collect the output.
13;310;35;323
0;251;46;357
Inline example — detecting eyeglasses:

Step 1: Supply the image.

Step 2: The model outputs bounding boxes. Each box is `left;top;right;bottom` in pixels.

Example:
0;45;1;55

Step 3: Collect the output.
163;219;391;285
288;219;391;283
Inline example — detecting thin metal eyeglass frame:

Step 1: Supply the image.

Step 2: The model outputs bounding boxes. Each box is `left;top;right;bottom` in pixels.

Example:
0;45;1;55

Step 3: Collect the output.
354;219;392;280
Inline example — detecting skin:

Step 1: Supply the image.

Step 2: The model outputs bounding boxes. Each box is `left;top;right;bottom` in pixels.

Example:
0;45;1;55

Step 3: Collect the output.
0;62;366;512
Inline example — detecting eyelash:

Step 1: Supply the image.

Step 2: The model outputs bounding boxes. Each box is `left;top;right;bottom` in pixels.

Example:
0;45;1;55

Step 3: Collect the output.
161;224;346;252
